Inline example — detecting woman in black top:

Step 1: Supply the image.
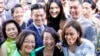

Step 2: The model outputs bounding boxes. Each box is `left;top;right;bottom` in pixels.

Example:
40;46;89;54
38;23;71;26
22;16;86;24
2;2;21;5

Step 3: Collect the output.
46;0;67;32
36;27;64;56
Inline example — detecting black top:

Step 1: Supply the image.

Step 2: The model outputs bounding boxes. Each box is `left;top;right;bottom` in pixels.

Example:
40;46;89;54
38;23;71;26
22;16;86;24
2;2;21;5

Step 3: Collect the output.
35;46;64;56
47;17;60;32
21;22;27;30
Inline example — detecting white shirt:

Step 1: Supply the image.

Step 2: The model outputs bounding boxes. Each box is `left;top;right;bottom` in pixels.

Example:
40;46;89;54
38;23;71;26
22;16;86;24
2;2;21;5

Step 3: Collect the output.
68;49;75;56
33;22;45;33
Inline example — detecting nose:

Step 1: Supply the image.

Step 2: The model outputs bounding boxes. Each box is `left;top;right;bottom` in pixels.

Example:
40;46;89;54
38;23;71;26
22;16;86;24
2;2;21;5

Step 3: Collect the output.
70;8;75;12
10;29;14;33
65;35;71;39
52;8;56;13
38;16;42;20
48;39;52;44
28;42;33;46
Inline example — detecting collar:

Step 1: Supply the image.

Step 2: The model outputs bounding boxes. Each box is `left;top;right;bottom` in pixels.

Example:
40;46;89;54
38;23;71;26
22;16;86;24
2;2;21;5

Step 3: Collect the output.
33;22;45;31
0;10;5;15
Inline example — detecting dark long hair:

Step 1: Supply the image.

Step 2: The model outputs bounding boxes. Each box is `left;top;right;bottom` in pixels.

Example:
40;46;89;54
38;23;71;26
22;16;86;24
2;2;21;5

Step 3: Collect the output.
46;0;66;21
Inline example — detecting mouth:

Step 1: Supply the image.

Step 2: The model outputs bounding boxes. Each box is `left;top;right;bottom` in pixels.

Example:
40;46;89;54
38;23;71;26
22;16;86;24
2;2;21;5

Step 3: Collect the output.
10;33;16;36
67;38;74;43
46;43;54;47
26;47;33;50
52;12;58;15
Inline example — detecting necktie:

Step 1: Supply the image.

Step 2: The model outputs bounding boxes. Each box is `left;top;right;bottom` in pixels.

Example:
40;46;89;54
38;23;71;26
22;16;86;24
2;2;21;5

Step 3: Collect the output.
38;28;42;35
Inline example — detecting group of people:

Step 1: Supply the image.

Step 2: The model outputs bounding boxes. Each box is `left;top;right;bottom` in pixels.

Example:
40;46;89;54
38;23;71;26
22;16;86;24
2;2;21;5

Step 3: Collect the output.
0;0;100;56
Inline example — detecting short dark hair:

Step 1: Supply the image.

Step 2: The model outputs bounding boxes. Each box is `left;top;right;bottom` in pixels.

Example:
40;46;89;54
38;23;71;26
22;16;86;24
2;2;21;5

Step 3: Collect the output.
42;27;60;44
83;0;96;10
62;21;82;46
16;30;37;51
70;0;83;5
46;0;66;20
31;3;45;12
11;4;23;15
2;19;21;40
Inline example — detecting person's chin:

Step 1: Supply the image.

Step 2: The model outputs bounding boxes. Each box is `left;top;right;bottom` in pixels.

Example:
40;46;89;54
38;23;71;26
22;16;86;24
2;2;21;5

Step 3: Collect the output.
46;46;54;50
26;49;33;53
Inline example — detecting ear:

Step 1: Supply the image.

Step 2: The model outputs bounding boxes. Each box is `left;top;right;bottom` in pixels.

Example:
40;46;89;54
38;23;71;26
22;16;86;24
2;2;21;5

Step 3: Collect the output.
31;12;33;17
77;32;80;38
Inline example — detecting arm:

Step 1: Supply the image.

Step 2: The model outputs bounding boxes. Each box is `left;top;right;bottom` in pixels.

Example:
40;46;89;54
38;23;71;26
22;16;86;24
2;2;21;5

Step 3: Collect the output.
0;45;7;56
85;25;97;45
84;45;95;56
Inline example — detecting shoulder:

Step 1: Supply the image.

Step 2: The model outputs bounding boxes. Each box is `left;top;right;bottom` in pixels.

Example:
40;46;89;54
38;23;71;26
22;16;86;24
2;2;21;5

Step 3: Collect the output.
0;42;7;56
27;23;35;30
82;17;95;26
80;38;95;49
54;47;64;56
13;49;20;56
5;11;12;19
1;41;7;48
35;47;44;56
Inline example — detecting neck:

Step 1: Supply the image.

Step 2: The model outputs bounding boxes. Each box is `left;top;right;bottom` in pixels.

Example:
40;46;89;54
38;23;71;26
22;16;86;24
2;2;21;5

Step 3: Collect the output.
44;48;54;52
86;15;93;19
19;21;23;26
20;51;30;56
69;44;77;53
43;48;54;56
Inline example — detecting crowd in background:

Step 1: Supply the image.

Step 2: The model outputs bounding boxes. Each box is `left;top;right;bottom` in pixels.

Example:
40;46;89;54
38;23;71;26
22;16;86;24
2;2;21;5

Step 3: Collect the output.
0;0;100;56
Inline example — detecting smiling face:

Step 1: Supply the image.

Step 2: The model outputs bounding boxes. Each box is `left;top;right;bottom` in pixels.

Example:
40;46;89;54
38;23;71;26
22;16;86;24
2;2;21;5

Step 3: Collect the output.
21;34;35;54
64;26;79;46
6;23;18;40
43;32;55;50
13;7;24;23
49;2;60;18
69;1;82;20
31;8;45;27
0;0;4;13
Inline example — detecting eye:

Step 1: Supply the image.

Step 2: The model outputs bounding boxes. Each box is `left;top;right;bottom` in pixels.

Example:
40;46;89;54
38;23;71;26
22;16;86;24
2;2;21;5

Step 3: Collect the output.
24;41;29;43
50;7;53;10
7;28;11;31
35;15;39;17
65;33;68;35
44;38;48;40
70;33;74;35
31;41;35;43
12;28;15;30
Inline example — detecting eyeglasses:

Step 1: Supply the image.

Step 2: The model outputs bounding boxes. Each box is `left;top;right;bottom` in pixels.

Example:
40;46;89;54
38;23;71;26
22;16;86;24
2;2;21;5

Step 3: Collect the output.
24;41;35;44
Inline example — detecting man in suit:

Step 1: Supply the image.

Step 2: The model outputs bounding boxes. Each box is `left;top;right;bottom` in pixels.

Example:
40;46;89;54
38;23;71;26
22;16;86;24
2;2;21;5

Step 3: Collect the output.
27;4;47;48
0;0;12;46
0;0;12;26
69;0;97;45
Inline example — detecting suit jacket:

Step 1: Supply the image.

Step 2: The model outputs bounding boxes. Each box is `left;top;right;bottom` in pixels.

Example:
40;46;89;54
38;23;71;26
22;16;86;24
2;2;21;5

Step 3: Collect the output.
27;23;47;48
77;16;97;45
0;10;12;45
5;10;12;19
36;46;64;56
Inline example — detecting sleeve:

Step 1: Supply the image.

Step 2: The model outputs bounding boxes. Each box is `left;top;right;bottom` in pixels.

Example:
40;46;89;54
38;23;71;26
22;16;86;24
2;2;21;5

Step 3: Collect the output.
85;25;97;45
84;44;95;56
